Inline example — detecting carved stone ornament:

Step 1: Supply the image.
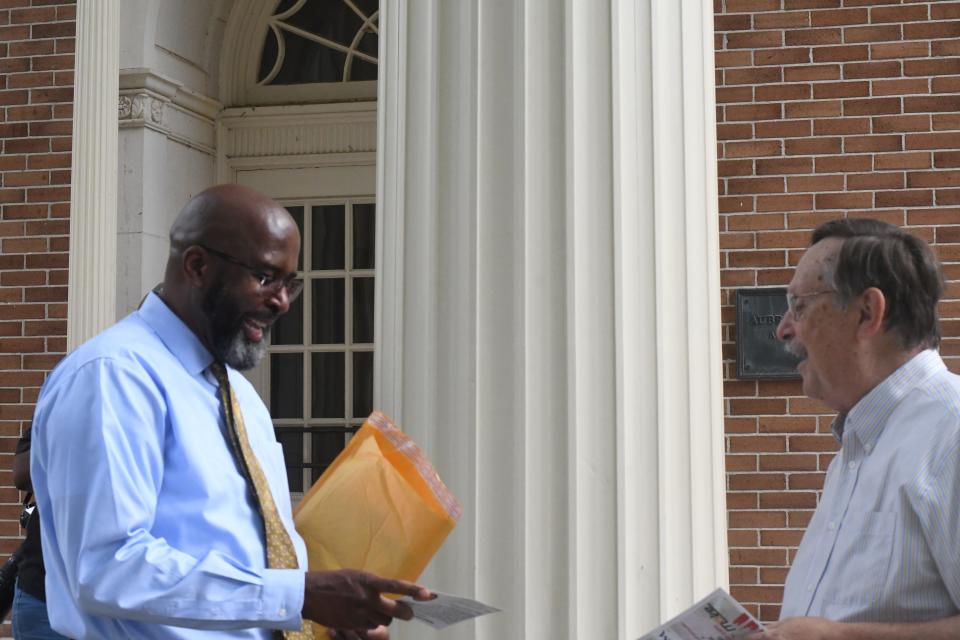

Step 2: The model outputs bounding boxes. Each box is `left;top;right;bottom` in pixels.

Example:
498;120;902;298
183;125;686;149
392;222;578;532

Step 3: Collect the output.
150;98;164;124
118;93;165;125
118;95;133;119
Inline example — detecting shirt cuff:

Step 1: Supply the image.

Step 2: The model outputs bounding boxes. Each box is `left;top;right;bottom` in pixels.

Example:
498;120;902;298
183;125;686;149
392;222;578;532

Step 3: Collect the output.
262;568;307;630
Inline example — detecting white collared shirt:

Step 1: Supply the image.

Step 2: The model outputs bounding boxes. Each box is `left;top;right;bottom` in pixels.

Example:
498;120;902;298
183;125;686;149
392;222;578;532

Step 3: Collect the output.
781;349;960;622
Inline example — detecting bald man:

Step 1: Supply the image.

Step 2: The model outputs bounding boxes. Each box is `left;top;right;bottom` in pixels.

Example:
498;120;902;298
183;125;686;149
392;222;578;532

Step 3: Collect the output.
30;185;430;640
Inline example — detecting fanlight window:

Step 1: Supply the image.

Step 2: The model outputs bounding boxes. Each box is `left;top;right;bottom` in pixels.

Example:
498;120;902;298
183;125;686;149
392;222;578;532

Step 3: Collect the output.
258;0;379;86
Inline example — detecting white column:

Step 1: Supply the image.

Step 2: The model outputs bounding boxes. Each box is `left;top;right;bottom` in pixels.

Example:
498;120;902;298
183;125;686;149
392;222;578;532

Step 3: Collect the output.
67;0;120;349
376;1;725;638
564;0;620;637
614;0;728;633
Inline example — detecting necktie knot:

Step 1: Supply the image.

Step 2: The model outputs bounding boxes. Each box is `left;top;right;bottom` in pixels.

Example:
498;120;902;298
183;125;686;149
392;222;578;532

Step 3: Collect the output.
209;362;229;388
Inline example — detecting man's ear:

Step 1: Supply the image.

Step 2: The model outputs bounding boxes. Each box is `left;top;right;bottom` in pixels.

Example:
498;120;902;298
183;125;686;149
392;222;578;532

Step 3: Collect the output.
857;287;886;338
181;246;208;288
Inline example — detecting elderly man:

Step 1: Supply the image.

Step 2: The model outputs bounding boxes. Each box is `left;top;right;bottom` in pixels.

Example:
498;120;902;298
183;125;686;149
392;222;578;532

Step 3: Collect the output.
30;185;430;640
747;218;960;639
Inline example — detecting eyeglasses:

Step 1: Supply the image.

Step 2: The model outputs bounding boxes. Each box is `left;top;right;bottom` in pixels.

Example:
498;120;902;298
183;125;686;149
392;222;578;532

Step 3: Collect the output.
785;288;835;321
199;244;304;302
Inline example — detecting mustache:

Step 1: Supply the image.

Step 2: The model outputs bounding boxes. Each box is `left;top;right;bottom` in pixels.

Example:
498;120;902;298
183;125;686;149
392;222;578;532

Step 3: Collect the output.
243;311;280;327
783;339;806;360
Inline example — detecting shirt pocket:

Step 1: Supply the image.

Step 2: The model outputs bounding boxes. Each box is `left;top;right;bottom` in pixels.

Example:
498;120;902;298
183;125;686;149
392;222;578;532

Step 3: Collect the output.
824;510;896;606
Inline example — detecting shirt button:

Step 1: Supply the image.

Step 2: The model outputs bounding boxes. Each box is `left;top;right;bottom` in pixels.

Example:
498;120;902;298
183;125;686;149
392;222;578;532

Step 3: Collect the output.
827;521;836;531
279;608;287;617
848;461;857;470
807;585;814;592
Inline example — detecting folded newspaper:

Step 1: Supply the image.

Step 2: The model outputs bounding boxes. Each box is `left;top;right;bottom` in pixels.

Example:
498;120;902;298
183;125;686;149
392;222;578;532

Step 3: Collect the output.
638;588;763;640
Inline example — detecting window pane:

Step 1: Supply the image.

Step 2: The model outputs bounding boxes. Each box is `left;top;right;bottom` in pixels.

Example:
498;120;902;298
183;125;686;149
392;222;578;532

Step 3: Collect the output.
272;293;303;345
353;351;373;418
312;352;345;418
351;32;378;81
353;203;375;269
259;0;379;85
311;430;345;482
285;206;304;271
276;429;303;493
258;25;280;84
353;278;374;344
275;32;346;84
312;279;344;344
312;205;345;270
270;353;303;418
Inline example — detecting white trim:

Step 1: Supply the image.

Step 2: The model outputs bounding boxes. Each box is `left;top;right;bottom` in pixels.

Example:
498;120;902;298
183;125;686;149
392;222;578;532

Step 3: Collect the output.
120;68;222;119
220;0;275;105
219;103;377;159
374;0;407;423
67;0;120;349
117;69;221;156
227;152;375;170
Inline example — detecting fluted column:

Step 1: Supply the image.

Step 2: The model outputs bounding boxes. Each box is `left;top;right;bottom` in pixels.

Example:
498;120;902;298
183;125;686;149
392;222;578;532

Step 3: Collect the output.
377;1;724;638
67;0;119;349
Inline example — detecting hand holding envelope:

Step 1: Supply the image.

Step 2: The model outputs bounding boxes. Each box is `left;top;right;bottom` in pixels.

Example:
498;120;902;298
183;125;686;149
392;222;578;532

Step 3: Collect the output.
294;412;463;639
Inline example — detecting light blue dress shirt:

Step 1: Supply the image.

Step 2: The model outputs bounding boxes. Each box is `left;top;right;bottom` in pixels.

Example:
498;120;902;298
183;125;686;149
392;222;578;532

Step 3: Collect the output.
31;293;307;639
781;349;960;622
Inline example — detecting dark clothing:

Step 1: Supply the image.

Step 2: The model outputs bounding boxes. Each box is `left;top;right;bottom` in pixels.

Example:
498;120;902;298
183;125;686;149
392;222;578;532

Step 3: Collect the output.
14;431;45;602
12;584;68;639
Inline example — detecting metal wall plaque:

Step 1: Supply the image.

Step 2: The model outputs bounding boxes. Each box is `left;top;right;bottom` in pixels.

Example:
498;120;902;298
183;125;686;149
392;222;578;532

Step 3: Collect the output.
736;288;801;379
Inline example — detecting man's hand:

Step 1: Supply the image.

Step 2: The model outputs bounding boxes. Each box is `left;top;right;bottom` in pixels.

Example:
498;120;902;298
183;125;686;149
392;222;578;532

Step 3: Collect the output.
746;617;842;640
302;569;432;633
328;626;389;640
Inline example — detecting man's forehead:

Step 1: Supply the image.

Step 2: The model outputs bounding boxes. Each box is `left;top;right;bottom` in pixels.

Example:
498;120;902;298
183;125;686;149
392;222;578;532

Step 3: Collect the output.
790;237;841;290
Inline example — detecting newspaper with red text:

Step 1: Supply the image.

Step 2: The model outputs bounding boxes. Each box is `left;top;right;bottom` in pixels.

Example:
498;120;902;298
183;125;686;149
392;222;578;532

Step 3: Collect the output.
638;588;764;640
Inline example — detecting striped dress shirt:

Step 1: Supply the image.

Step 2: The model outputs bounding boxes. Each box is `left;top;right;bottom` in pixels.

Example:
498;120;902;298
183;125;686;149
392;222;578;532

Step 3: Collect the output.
780;349;960;622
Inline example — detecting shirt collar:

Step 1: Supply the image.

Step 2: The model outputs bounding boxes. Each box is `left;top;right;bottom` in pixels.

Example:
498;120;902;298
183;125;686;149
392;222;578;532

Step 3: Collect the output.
831;349;946;449
137;291;215;377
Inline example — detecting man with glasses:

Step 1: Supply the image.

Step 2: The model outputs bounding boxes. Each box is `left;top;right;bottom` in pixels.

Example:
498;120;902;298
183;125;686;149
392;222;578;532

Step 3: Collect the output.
29;184;430;640
748;218;960;639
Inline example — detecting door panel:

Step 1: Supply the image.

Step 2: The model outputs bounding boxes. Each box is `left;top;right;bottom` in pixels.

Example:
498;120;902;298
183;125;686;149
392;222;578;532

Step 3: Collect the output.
234;165;375;501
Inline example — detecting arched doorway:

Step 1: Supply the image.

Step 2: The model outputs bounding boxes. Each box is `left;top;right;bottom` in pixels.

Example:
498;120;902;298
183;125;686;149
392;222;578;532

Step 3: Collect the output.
219;0;381;500
113;0;382;500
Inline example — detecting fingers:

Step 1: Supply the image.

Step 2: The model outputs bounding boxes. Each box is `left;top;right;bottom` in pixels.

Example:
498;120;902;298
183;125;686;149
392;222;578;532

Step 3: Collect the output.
366;625;390;640
377;595;413;621
330;626;390;640
368;575;432;601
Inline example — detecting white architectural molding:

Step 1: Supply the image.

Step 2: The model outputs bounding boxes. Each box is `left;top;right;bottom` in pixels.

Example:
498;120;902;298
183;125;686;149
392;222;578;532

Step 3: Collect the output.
67;0;120;349
377;1;725;639
220;103;377;159
119;68;221;155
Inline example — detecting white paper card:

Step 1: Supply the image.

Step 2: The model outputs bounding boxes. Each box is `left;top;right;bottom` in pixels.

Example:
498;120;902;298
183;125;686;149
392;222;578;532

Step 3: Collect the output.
401;591;501;630
638;588;763;640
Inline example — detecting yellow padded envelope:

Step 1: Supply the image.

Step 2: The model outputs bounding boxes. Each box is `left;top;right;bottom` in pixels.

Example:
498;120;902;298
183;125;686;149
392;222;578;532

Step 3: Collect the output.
294;412;461;639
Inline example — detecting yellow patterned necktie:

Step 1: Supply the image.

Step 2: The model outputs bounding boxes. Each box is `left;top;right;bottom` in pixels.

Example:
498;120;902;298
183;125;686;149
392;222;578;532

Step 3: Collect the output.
210;363;313;640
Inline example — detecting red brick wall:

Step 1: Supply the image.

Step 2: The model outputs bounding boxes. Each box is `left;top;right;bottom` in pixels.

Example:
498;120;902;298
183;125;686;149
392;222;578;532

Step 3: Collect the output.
3;0;960;631
716;0;960;623
0;0;74;632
